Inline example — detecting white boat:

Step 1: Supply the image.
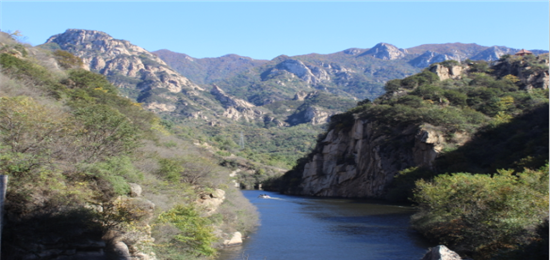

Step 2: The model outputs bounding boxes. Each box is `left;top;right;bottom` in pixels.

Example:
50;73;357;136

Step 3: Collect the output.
258;194;271;198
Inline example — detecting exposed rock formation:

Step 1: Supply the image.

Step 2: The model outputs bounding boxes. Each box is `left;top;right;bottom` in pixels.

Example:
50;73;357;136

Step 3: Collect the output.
291;120;450;198
470;46;517;61
45;29;202;93
409;51;451;68
360;43;407;60
264;59;330;85
293;91;319;101
144;102;177;112
211;84;255;109
223;232;243;246
421;245;462;260
492;53;549;90
198;189;226;216
129;183;143;197
211;85;285;125
429;64;464;80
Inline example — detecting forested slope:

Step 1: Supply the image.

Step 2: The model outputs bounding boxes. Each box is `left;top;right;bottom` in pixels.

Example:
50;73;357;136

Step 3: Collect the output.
0;32;257;259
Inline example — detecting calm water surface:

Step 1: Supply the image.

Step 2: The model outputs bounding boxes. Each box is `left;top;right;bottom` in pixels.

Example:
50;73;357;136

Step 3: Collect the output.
218;190;432;260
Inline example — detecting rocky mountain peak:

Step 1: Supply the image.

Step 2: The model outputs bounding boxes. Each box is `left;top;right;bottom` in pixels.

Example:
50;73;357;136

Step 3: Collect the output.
46;29;150;64
360;42;407;60
45;29;201;93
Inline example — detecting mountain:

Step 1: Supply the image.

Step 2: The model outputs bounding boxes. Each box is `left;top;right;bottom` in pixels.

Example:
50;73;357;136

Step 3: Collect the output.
39;28;548;173
40;29;354;128
152;49;269;85
280;53;549;198
41;29;225;119
161;41;547;110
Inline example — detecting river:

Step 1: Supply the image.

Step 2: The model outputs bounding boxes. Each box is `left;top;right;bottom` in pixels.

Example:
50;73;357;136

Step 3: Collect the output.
218;190;433;260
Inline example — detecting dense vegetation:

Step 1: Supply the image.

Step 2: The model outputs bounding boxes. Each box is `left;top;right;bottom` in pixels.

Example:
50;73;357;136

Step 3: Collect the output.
281;54;549;259
0;32;257;259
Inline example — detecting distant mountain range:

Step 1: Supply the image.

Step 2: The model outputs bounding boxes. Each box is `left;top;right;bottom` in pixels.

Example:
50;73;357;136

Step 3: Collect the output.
40;29;548;127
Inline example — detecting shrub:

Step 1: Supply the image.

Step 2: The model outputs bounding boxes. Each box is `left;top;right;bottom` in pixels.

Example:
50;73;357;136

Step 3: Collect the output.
411;84;444;101
0;53;54;84
52;50;83;69
384;79;402;92
71;103;141;163
65;69;118;94
411;165;549;259
157;158;185;182
156;204;217;257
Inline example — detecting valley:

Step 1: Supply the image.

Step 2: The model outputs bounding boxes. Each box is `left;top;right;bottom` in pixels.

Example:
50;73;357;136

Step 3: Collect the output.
0;28;548;260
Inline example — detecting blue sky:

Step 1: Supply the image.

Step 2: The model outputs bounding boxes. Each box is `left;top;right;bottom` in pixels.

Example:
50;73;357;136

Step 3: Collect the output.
1;1;548;60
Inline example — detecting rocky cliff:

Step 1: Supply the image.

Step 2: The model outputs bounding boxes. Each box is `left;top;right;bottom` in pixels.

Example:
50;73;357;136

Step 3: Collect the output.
293;120;449;198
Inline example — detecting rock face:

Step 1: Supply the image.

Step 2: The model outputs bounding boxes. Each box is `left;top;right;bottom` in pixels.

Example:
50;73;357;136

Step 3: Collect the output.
360;43;408;60
211;85;285;125
223;232;243;246
470;46;516;61
303;106;331;125
199;189;226;216
409;51;451;68
263;59;331;85
421;245;462;260
286;105;333;126
429;64;464;80
45;29;201;93
290;120;449;198
493;53;549;90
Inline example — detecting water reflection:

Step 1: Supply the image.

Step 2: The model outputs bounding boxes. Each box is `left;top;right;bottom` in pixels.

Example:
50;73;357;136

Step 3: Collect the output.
218;190;432;260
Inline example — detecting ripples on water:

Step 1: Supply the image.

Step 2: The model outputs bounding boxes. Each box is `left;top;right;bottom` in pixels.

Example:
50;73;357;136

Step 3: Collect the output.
218;190;432;260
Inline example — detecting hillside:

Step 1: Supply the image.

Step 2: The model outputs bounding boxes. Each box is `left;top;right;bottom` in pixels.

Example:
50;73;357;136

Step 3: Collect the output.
0;32;258;259
279;54;549;259
152;49;269;85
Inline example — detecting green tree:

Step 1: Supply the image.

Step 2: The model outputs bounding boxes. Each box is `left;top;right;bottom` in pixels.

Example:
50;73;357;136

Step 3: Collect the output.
411;165;549;259
157;205;217;257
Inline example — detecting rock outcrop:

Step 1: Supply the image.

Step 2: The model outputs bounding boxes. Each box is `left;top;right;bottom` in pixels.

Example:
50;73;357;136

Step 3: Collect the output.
409;51;451;68
360;43;408;60
429;64;464;80
421;245;462;260
289;120;450;198
45;29;201;93
198;189;226;216
223;232;243;246
286;104;334;126
264;59;330;85
492;53;549;90
211;85;285;125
